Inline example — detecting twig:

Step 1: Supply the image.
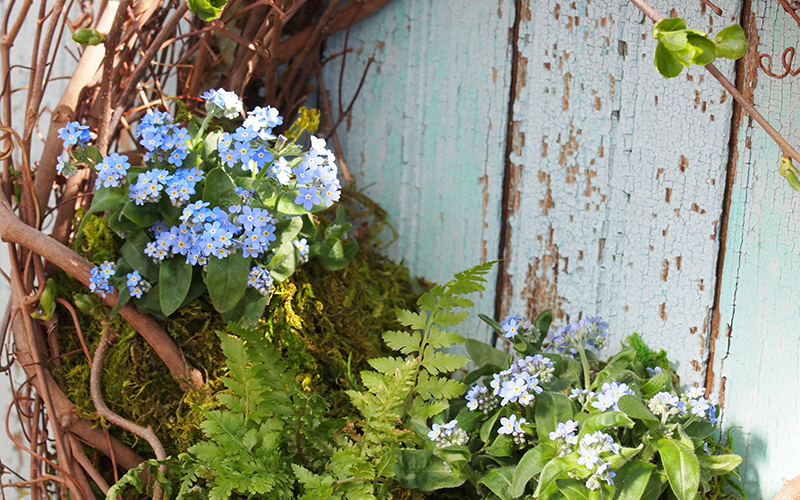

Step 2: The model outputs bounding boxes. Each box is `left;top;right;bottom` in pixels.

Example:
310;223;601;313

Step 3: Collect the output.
68;434;110;494
55;298;92;365
627;0;800;164
97;0;131;155
106;2;189;142
327;53;374;140
91;325;165;500
0;188;203;388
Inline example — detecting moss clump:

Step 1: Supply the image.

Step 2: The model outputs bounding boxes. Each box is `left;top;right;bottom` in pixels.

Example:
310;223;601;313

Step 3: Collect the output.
626;332;671;371
53;229;419;457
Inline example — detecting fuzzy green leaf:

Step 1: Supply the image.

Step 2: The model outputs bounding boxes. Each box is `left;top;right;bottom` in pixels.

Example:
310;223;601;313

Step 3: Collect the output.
612;460;655;500
697;454;741;477
477;466;516;500
580;411;635;436
465;338;508;368
395;449;468;491
159;257;192;316
536;392;574;442
616;394;659;422
206;252;251;312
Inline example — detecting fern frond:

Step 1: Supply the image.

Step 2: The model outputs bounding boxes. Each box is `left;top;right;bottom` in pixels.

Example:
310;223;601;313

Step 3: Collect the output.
415;371;466;400
420;349;470;375
382;330;421;354
367;356;407;375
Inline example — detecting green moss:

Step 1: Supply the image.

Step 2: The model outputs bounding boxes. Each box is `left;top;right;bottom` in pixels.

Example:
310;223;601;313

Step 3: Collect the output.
52;246;419;457
626;332;671;371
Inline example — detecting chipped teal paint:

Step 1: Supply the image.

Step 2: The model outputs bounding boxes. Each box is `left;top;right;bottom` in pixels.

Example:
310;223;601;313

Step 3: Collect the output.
321;0;513;344
501;0;741;388
710;2;800;497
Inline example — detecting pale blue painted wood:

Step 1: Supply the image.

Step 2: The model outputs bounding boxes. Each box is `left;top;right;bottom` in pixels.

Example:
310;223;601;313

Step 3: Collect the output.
503;0;741;388
322;0;514;344
710;2;800;497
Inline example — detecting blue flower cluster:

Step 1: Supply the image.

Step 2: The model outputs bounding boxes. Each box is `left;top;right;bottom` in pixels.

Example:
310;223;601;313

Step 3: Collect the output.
58;121;91;147
498;414;529;445
134;110;191;165
589;382;635;412
247;266;274;296
549;420;619;489
201;88;243;119
142;197;276;266
647;387;717;424
467;354;555;412
427;419;468;448
89;262;115;298
95;152;131;189
292;136;341;210
129;167;203;206
500;314;535;339
547;317;609;355
126;270;151;299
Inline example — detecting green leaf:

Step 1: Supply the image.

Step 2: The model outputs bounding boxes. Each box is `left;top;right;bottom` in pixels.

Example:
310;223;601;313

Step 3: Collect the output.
480;409;503;442
88;187;127;214
684;420;716;440
421;349;469;375
465;338;508;368
119;230;158;280
534;455;582;497
432;445;471;464
686;33;717;65
780;156;800;191
426;328;465;349
266;216;303;270
642;372;671;397
532;309;553;350
382;330;422;354
581;411;634;436
415;371;465;400
616;394;658;421
535;392;574;442
655;41;684;78
559;479;591;500
653;17;687;35
477;466;516;500
657;438;701;500
659;31;689;52
72;27;105;45
478;313;504;334
697;454;742;477
612;461;655;500
367;356;406;375
206;252;251;312
159;257;192;316
203;167;239;208
395;449;468;491
110;285;130;317
485;434;514;458
511;445;553;496
122;201;160;227
396;309;427;330
713;24;748;59
188;0;227;21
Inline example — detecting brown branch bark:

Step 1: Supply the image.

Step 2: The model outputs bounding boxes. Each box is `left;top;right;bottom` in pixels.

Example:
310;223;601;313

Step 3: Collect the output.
0;189;203;388
31;4;120;225
91;326;165;500
274;0;395;65
97;0;132;156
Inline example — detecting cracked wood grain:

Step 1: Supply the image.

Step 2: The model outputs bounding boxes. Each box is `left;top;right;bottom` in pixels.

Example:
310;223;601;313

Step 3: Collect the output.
710;0;800;496
499;0;742;387
321;0;513;344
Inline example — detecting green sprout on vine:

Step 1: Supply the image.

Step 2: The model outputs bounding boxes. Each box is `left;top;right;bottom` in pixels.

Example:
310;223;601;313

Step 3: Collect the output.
652;19;748;78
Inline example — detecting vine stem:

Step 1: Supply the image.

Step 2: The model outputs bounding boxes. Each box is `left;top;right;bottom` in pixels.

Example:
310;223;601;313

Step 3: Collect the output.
627;0;800;165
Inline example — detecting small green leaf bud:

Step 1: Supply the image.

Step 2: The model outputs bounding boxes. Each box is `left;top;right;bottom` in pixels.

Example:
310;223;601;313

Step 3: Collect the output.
72;28;105;46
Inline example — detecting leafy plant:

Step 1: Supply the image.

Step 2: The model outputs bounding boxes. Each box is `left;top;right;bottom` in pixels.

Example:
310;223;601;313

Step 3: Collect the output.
57;89;355;323
652;18;747;78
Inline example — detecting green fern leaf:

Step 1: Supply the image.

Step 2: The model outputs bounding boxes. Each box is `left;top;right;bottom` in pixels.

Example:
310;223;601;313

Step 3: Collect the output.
420;349;470;375
395;308;427;330
426;327;466;349
410;397;450;420
430;309;470;327
415;371;466;400
382;330;422;354
367;356;407;375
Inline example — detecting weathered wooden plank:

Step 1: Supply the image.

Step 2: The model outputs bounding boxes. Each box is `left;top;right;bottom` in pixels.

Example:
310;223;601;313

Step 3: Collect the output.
710;2;800;497
499;0;742;386
321;0;514;343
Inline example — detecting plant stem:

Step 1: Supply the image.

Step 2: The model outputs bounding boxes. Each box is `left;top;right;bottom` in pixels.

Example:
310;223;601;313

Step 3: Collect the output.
627;0;800;165
577;345;591;389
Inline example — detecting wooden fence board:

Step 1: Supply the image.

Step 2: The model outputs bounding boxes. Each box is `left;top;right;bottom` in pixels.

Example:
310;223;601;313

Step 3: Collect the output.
322;0;514;343
499;0;741;386
710;2;800;496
